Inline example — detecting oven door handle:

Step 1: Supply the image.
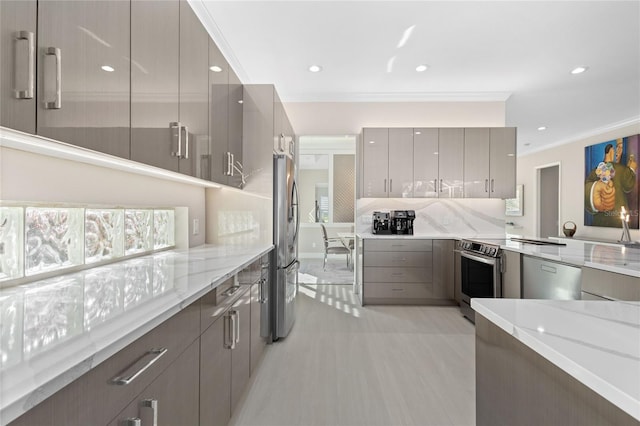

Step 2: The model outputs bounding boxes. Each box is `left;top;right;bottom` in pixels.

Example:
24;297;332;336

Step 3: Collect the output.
460;251;498;266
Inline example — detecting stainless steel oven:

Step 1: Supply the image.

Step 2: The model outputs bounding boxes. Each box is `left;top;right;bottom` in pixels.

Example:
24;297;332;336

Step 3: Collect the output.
458;240;502;323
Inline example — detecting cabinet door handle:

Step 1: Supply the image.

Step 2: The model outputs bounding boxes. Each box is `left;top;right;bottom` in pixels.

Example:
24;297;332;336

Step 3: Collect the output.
120;419;141;426
234;310;240;343
140;399;158;426
491;178;495;193
44;47;61;109
14;31;35;99
389;179;393;193
391;272;404;276
433;179;438;193
223;313;232;349
170;122;181;157
384;179;387;193
111;348;168;385
440;179;443;192
225;152;234;176
485;179;489;192
182;125;189;159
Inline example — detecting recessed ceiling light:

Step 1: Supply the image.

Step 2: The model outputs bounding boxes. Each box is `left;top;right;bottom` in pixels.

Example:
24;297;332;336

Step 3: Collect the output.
415;131;421;135
507;153;515;157
537;126;547;131
571;66;588;74
369;140;375;144
209;65;223;72
101;65;114;72
238;100;243;104
415;64;428;72
308;65;322;73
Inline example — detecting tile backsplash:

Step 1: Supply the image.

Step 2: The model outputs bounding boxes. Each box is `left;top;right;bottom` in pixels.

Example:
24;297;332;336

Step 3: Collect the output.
0;205;175;286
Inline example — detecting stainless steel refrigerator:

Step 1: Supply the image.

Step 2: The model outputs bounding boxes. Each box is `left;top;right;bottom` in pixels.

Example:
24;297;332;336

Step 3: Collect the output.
271;153;299;340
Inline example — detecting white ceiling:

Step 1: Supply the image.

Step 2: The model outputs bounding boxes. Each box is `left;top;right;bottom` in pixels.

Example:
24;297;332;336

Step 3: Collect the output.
193;0;640;155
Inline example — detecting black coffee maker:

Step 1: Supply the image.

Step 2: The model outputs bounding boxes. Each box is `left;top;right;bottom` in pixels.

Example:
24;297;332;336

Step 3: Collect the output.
390;210;415;235
372;211;391;234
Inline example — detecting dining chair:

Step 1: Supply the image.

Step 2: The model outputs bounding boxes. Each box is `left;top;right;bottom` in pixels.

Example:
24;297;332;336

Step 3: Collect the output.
320;223;351;270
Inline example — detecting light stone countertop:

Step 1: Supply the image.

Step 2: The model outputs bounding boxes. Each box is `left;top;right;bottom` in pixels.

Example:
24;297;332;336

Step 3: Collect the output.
356;232;640;278
471;298;640;421
0;243;273;426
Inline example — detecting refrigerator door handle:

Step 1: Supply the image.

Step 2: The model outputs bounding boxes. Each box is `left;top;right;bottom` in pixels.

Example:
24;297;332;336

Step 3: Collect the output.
292;180;300;245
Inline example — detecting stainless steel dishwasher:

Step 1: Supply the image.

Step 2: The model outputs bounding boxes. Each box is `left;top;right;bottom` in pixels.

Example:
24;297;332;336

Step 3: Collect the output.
522;255;582;299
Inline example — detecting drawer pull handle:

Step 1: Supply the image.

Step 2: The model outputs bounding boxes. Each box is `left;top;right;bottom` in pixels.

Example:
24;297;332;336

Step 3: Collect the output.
120;418;141;426
391;288;404;292
111;348;168;385
222;285;241;297
391;272;404;276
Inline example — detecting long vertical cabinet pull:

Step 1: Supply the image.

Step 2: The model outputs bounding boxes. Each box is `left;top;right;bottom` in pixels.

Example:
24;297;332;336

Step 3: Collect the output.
44;47;62;109
224;311;237;349
14;31;35;99
490;179;495;193
182;125;189;159
170;122;181;157
389;179;393;194
234;310;240;344
384;179;387;193
140;399;158;426
433;179;438;193
440;179;443;193
225;152;234;176
485;179;489;193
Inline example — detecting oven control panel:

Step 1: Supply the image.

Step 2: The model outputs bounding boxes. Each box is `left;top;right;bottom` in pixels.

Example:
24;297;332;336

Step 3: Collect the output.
459;240;501;258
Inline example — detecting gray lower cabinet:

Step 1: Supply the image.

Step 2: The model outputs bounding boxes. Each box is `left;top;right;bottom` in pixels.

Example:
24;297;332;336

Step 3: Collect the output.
1;0;37;134
501;249;521;298
199;279;254;426
109;340;200;426
200;305;233;426
8;300;201;426
581;267;640;301
362;238;455;305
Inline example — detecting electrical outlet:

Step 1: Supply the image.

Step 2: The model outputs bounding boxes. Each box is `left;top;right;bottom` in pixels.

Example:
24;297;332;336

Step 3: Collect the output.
193;218;200;235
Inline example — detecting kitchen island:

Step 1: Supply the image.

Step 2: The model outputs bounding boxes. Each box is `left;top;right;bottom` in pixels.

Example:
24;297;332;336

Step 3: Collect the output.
0;243;273;425
472;298;640;425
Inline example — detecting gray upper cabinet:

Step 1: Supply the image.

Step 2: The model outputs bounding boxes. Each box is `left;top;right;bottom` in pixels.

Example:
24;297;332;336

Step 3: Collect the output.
227;67;244;188
209;39;230;184
413;128;439;198
388;128;414;197
130;0;180;171
463;127;516;199
1;0;37;134
208;44;243;187
362;127;413;198
130;0;208;177
463;128;491;198
437;128;464;198
489;127;517;199
178;0;209;178
362;128;389;197
36;0;130;158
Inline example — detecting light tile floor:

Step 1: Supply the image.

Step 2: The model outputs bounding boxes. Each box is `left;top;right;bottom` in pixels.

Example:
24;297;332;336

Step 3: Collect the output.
230;284;476;426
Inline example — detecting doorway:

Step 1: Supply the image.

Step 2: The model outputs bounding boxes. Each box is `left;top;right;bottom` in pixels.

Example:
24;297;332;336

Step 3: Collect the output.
537;163;560;238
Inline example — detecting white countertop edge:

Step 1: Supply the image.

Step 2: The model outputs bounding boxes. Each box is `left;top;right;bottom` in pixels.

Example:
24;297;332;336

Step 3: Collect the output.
0;244;274;426
472;300;640;421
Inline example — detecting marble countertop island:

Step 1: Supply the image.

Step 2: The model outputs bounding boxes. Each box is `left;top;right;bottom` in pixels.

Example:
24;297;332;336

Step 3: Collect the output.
0;243;273;425
472;298;640;422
